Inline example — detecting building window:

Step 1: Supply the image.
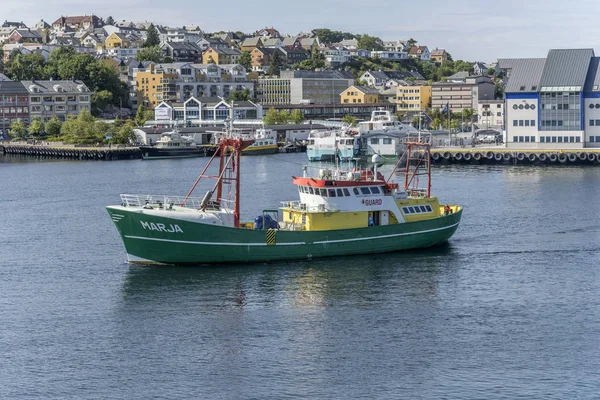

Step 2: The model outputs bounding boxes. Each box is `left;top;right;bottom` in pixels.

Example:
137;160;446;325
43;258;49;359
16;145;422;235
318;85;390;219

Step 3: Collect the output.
519;120;524;126
558;136;563;143
576;137;581;143
383;138;392;144
524;136;530;142
525;120;530;127
531;136;535;142
519;136;524;142
370;138;379;144
513;136;517;142
513;120;518;126
531;120;535;126
552;137;557;143
540;136;545;143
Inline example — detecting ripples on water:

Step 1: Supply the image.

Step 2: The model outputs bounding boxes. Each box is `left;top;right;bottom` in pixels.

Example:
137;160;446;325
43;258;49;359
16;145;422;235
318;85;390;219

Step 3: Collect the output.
1;153;599;399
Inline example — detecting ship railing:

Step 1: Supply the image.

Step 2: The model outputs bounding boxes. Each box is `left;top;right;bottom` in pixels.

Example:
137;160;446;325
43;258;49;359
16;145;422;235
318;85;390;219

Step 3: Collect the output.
406;189;428;199
280;201;333;212
120;194;210;210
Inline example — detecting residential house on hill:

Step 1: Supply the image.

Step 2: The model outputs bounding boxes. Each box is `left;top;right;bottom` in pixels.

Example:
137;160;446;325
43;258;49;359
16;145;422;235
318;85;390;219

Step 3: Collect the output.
340;85;381;104
51;15;101;32
251;48;285;72
446;71;470;83
105;32;143;49
300;37;320;52
472;62;488;76
49;36;81;47
262;38;282;49
8;29;43;44
166;27;202;43
430;48;449;63
360;71;424;88
161;41;203;62
255;28;281;38
282;36;301;48
202;46;241;64
322;46;351;67
408;46;430;61
240;37;263;52
197;37;228;52
33;20;50;30
212;31;239;45
384;40;408;52
338;39;358;50
279;46;309;67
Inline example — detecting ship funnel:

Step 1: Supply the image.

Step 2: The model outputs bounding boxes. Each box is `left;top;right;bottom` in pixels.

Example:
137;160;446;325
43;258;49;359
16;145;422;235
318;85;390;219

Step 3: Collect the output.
372;154;382;180
302;165;308;178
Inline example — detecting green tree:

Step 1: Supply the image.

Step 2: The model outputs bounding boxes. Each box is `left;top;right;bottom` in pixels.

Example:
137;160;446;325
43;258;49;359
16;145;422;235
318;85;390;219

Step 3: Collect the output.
136;46;164;63
29;118;44;137
112;120;136;144
228;88;252;101
267;50;282;76
57;53;94;80
238;50;252;71
278;110;290;124
290;109;304;124
92;90;114;115
45;116;62;137
341;114;357;126
263;108;279;125
407;38;417;48
60;110;106;144
135;103;150;126
144;23;161;47
357;34;384;51
5;51;47;80
494;79;505;99
9;119;26;140
105;16;115;26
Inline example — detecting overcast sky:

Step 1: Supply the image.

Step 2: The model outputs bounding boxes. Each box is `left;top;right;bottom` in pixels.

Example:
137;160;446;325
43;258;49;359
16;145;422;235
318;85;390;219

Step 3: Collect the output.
5;0;600;62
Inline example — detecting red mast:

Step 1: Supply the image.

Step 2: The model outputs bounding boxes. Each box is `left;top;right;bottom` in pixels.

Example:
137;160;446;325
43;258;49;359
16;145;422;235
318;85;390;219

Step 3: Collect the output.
391;142;431;198
181;137;254;228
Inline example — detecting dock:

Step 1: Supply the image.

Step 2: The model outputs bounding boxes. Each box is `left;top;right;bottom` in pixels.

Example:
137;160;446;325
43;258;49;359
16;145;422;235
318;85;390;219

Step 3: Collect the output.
430;148;600;165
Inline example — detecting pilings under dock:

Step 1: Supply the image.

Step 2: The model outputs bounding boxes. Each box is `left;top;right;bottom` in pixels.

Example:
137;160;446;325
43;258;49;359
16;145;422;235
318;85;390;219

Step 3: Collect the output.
430;148;600;165
0;143;142;160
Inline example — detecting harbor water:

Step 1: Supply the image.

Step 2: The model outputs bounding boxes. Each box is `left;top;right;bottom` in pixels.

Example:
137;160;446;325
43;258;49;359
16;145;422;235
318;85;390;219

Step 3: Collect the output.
1;153;599;399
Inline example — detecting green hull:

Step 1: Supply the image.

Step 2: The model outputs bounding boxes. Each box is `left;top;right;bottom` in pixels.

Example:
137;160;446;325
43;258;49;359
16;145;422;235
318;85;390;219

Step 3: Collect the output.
107;206;462;265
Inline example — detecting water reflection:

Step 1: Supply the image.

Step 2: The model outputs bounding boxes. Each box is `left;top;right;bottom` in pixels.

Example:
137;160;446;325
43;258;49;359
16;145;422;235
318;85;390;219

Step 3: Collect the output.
120;244;456;310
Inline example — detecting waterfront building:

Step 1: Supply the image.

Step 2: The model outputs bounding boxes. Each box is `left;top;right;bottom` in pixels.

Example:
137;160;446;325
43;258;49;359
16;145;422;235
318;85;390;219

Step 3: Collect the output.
152;96;262;125
340;85;381;104
499;48;600;149
136;63;253;109
477;100;504;129
431;75;494;113
160;41;203;63
22;80;91;122
268;102;396;119
257;70;354;105
0;81;29;132
396;83;431;112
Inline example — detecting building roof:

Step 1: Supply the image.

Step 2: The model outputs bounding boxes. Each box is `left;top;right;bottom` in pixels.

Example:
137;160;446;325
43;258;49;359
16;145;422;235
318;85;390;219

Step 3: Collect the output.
431;48;447;56
504;58;546;92
0;81;27;93
21;80;91;93
262;38;281;47
364;70;425;81
539;48;594;89
280;70;354;79
408;46;428;55
163;41;202;51
241;37;262;47
346;85;380;95
447;71;470;81
583;57;600;92
282;36;299;46
13;29;42;39
206;46;241;55
52;15;100;27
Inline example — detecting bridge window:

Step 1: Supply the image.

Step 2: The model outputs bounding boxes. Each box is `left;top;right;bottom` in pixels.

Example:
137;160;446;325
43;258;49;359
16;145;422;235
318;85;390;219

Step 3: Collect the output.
360;187;371;195
308;187;314;194
343;188;351;196
328;189;336;197
353;188;360;195
336;188;344;197
370;187;381;194
319;188;327;196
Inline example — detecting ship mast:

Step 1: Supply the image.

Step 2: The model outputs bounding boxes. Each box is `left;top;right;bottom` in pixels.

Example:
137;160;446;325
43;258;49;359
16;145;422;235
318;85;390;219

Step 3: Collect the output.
181;137;254;228
390;142;431;198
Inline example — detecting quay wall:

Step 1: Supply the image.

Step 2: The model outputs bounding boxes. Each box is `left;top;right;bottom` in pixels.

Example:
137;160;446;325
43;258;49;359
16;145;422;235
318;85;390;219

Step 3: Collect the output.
0;143;142;161
430;148;600;165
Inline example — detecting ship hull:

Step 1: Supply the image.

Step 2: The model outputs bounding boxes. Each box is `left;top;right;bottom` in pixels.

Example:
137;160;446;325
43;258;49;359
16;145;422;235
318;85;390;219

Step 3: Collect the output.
107;206;462;265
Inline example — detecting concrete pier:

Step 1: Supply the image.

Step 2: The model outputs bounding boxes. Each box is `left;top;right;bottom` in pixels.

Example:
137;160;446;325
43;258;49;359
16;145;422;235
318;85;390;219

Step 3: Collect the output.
430;148;600;165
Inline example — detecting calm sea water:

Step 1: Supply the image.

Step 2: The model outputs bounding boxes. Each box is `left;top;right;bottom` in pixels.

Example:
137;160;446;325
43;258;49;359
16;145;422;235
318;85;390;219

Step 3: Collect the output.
1;153;599;399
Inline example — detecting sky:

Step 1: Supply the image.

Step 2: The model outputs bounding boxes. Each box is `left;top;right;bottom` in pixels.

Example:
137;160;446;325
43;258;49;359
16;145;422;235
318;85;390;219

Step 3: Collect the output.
4;0;600;62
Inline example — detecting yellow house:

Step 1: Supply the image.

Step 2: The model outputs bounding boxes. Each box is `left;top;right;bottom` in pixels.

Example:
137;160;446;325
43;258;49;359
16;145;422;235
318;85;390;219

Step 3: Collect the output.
105;32;142;49
135;64;178;109
202;47;241;65
396;84;431;112
340;85;381;104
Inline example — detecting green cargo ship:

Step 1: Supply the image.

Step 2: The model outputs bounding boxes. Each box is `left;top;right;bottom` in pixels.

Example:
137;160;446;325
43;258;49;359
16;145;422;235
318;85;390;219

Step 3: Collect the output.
107;140;462;265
